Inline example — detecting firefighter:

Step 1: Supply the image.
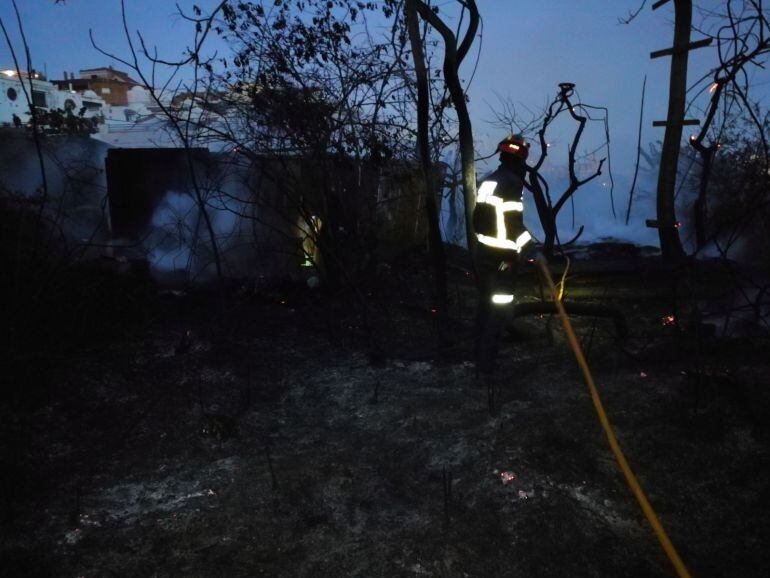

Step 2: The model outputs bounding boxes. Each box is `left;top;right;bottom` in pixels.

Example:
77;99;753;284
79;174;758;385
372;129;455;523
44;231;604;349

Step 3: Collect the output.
473;134;532;378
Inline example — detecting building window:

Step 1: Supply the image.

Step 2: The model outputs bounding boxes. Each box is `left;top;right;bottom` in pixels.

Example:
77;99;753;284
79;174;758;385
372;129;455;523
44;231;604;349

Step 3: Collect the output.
6;87;17;101
31;90;47;108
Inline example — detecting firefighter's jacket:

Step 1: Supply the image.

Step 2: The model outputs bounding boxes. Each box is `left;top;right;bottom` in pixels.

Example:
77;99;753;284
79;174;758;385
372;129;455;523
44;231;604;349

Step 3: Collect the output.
472;166;531;258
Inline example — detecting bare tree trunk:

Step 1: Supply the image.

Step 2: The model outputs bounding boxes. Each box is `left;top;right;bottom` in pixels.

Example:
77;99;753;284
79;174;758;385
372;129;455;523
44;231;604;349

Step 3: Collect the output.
527;170;557;255
406;0;449;344
692;145;714;249
625;76;646;225
656;0;691;262
413;0;479;260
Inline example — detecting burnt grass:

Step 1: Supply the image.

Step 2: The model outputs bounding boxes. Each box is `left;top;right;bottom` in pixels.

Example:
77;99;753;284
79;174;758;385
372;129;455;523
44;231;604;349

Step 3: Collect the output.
2;247;770;577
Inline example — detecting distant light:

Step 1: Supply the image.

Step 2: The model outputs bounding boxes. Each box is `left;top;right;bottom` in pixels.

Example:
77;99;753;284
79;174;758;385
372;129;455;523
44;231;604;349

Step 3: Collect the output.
1;69;17;77
492;294;514;305
689;135;696;141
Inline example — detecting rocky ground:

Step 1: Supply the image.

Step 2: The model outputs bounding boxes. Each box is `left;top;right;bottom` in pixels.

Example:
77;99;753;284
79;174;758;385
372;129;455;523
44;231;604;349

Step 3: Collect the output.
2;245;769;577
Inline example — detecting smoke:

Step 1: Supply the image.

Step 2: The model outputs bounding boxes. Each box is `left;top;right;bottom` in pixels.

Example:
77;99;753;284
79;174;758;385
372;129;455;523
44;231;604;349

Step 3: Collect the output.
0;132;111;253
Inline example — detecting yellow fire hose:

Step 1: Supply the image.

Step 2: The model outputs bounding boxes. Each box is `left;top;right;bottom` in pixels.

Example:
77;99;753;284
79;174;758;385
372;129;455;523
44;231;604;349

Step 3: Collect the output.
537;258;692;578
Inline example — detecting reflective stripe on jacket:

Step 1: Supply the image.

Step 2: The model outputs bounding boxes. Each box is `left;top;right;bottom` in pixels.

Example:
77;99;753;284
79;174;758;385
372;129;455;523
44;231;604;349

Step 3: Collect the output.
473;166;531;254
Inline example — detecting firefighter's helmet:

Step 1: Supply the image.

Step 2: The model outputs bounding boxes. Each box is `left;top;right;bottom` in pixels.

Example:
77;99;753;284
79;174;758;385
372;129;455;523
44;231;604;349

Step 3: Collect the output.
497;134;530;160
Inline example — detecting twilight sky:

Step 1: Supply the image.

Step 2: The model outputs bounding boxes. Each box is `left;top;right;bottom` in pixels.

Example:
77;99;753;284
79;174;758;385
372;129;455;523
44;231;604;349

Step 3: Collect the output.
2;0;769;244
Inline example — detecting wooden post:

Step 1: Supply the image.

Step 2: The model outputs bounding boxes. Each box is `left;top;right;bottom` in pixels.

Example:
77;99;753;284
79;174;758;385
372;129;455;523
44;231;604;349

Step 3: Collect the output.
653;0;693;262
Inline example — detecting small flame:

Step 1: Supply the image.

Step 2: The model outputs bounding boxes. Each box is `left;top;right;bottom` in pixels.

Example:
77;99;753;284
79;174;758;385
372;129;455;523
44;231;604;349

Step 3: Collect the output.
500;471;517;485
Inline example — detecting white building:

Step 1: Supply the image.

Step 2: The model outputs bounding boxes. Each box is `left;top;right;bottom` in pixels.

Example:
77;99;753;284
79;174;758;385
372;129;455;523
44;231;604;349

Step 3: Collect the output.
0;69;106;126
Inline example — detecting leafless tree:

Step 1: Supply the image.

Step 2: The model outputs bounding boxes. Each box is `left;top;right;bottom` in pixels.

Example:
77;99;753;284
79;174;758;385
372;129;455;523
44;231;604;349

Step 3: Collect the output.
490;83;610;257
195;1;432;286
405;0;449;343
686;0;770;251
411;0;480;259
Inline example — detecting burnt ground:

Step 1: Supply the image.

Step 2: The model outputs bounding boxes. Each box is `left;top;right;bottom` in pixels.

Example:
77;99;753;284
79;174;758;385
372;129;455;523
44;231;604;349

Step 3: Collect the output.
2;246;770;577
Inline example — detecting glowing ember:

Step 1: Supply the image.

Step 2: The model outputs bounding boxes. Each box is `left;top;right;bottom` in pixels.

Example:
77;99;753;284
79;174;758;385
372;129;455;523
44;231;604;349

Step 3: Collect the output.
662;314;676;326
500;471;517;485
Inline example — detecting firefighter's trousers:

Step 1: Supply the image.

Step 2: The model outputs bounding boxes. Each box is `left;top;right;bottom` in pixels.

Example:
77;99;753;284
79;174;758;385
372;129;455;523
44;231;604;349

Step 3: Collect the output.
475;248;518;376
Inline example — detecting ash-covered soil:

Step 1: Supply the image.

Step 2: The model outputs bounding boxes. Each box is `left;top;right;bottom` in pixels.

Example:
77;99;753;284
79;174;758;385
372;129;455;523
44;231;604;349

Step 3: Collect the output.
2;249;770;577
